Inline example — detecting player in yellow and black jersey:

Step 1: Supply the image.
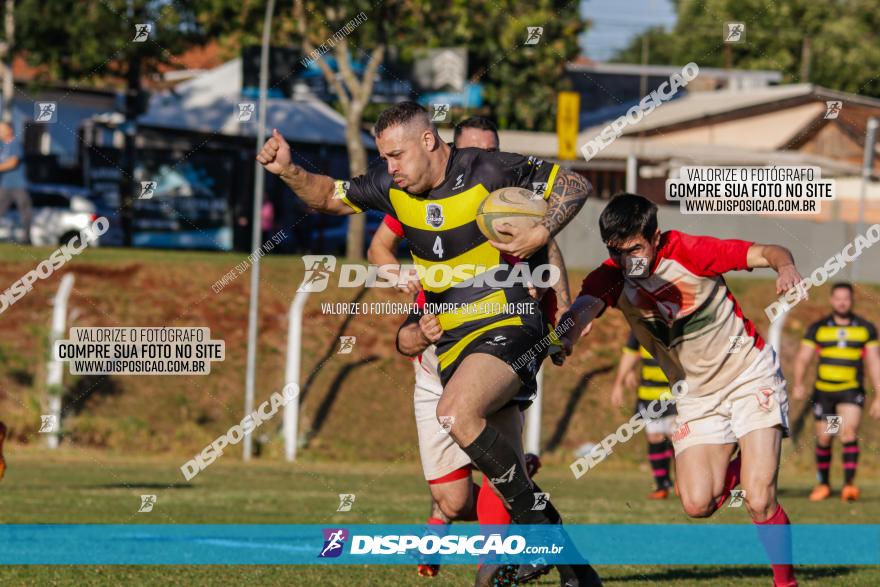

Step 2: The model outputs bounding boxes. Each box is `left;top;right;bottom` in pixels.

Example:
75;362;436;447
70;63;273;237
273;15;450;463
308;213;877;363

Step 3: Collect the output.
611;332;677;499
257;102;601;585
793;282;880;502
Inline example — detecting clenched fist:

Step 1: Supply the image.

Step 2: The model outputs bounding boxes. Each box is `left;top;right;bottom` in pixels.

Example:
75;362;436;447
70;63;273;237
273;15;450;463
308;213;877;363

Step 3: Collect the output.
256;128;296;178
419;313;443;344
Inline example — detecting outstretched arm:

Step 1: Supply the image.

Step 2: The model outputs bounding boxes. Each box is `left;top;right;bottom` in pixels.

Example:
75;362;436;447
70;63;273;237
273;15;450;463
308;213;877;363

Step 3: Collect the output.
256;129;354;215
746;243;803;296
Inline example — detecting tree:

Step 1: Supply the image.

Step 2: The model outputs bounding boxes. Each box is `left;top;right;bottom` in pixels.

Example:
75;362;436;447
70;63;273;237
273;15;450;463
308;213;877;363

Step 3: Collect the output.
612;0;880;98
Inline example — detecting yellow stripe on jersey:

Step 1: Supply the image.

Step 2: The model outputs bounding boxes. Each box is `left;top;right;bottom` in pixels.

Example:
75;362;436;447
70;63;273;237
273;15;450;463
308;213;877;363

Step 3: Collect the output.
820;346;863;361
801;338;818;349
816;379;860;392
622;346;639;355
412;241;502;294
543;164;560;200
638;386;673;401
817;364;858;387
438;316;524;370
437;289;508;332
336;180;363;213
642;365;668;383
815;325;871;343
389;185;488;232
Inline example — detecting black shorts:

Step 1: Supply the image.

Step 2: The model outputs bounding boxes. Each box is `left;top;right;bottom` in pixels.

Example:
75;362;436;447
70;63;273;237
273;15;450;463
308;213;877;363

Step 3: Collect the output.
635;397;677;419
811;388;865;419
438;310;549;406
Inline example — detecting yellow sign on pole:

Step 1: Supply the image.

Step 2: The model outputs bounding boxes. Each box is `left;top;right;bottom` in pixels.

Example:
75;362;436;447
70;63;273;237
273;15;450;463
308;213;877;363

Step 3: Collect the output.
557;91;581;160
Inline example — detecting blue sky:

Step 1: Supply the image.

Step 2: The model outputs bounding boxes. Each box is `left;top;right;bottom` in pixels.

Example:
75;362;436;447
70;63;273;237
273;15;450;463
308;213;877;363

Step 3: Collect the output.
580;0;678;61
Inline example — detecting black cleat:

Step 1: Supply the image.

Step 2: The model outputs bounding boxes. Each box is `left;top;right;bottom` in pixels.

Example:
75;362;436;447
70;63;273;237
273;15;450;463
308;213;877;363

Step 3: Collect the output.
514;562;554;583
474;564;518;587
558;563;603;586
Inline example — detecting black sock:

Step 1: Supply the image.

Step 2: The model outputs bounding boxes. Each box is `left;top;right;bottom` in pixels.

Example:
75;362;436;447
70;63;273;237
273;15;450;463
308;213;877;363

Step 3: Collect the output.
843;440;859;485
462;424;552;524
816;442;831;485
648;440;672;489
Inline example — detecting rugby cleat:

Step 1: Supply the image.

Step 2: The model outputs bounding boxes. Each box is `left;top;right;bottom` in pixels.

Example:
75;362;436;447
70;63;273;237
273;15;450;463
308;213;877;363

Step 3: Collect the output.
841;485;860;502
809;483;831;502
513;561;554;583
417;563;440;577
474;563;518;586
558;563;603;586
647;488;669;500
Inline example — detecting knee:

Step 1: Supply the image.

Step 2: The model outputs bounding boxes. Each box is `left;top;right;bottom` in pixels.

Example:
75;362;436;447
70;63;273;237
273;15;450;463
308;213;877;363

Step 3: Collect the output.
681;496;716;519
840;431;858;444
744;491;776;521
435;492;471;521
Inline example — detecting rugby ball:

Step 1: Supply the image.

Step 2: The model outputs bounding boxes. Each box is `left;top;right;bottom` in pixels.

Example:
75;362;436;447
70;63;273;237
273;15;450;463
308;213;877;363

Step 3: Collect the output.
476;187;547;243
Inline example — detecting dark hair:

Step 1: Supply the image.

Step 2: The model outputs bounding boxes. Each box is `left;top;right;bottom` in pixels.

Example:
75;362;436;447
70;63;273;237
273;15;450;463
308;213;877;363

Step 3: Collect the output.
831;282;854;294
453;116;499;143
374;101;430;137
599;193;658;245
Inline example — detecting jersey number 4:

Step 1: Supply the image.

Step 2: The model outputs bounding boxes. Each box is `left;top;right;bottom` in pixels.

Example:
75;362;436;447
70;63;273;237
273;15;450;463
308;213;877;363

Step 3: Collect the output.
433;235;444;258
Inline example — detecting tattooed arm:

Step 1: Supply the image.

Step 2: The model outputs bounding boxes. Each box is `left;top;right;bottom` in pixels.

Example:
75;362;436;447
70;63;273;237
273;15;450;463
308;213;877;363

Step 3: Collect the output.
489;169;592;259
541;170;592;238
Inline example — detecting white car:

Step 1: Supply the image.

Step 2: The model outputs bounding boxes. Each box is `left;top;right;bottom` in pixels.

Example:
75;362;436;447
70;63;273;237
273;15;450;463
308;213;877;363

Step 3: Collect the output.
0;184;121;246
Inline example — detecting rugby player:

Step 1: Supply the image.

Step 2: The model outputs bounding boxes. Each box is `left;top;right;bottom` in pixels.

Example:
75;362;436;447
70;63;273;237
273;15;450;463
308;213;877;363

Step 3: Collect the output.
367;117;566;579
258;102;601;586
792;282;880;502
560;193;799;587
610;333;676;499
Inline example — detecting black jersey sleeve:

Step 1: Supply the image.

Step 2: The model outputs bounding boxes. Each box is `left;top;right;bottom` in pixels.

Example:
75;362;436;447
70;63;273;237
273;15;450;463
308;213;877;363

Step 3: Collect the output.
335;160;396;216
473;150;561;201
802;319;821;348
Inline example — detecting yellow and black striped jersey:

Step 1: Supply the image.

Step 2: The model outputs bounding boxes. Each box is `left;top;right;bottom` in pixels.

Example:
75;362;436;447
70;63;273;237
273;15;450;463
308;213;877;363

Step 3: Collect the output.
802;314;879;393
623;332;672;401
336;146;561;371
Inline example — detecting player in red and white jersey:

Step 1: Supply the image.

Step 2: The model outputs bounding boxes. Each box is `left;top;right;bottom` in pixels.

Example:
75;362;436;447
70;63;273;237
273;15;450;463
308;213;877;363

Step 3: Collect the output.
560;193;801;587
367;117;569;582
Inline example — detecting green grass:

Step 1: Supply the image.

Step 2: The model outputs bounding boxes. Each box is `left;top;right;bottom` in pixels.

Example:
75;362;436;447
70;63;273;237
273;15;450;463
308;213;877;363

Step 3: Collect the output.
0;447;877;586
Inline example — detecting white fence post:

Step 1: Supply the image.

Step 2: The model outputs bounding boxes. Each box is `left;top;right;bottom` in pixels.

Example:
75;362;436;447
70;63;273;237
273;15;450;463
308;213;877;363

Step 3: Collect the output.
523;363;543;455
284;290;310;461
47;273;74;449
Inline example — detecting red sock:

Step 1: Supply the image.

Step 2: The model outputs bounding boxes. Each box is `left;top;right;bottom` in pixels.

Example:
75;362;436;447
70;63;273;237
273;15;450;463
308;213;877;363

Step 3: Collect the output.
754;504;797;587
713;453;742;511
477;474;511;525
427;516;446;526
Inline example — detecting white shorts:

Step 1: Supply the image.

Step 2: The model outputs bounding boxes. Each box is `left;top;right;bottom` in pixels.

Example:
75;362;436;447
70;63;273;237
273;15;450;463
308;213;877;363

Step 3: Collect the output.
413;347;472;481
671;346;790;454
645;415;676;436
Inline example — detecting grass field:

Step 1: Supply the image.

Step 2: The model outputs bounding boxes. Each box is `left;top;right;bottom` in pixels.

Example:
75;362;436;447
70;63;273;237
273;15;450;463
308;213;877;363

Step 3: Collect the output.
0;447;877;586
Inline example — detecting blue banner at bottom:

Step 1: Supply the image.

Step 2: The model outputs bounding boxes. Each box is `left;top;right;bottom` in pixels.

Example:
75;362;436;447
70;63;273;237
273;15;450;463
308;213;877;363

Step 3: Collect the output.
0;524;877;565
